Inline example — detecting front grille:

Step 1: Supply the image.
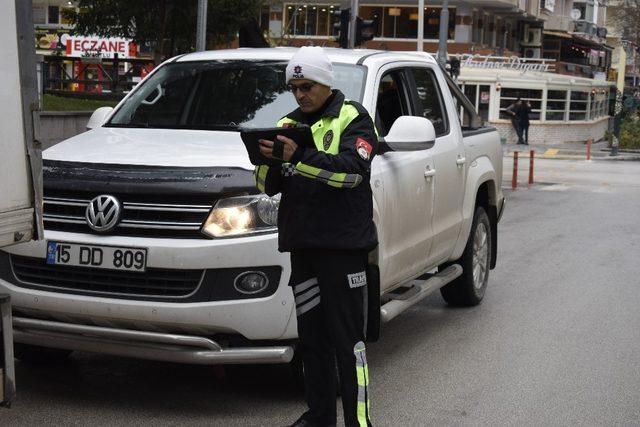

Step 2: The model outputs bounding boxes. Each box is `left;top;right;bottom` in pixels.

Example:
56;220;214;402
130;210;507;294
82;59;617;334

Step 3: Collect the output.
43;189;213;239
11;255;204;298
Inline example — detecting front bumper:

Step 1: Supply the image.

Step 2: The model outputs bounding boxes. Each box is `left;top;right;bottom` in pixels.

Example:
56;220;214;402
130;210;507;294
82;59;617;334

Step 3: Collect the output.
0;230;298;342
14;317;294;364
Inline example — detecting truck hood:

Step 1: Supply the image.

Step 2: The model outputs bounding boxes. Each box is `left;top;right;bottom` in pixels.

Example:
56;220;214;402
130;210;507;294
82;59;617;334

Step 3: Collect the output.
43;127;254;169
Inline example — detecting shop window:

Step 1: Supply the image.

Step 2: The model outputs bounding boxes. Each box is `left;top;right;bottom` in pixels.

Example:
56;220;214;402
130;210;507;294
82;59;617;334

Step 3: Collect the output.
48;6;59;24
482;14;493;46
546;111;566;120
546;90;567;121
383;7;410;38
410;68;449;136
285;4;456;39
284;4;338;36
472;10;481;44
359;7;383;37
382;6;455;39
426;8;456;40
499;88;542;121
589;91;608;120
569;90;589;121
316;6;331;36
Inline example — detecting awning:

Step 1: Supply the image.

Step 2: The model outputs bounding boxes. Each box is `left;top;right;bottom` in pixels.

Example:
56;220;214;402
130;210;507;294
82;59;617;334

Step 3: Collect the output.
543;30;572;39
571;34;606;48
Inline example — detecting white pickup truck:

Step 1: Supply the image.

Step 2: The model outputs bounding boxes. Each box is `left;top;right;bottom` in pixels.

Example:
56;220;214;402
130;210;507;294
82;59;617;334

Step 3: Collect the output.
0;48;504;366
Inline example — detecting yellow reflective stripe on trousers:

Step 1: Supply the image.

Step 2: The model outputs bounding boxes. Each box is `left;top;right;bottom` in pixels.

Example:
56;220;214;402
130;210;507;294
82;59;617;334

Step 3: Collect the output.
295;162;362;188
354;341;370;427
254;165;269;193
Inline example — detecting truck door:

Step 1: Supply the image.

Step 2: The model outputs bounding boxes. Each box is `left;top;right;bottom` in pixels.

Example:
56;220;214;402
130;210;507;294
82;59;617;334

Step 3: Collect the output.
0;0;43;248
407;66;464;266
372;66;435;286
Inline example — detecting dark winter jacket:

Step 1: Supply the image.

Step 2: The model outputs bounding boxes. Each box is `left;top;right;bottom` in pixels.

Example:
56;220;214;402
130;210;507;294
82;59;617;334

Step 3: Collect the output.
254;90;378;252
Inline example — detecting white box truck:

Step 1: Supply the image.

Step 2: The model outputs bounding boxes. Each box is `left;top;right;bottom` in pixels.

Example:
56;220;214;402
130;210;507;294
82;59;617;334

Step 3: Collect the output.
0;0;44;406
0;0;43;249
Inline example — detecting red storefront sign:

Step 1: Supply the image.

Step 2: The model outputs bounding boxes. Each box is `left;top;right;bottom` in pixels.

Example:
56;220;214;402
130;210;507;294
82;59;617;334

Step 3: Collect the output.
66;36;137;58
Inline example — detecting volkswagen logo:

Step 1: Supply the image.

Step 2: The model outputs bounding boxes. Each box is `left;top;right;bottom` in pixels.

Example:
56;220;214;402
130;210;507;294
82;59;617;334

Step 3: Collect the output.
85;195;122;232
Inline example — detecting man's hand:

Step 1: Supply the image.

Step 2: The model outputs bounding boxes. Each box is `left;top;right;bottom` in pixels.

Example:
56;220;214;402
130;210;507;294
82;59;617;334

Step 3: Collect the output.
259;135;299;162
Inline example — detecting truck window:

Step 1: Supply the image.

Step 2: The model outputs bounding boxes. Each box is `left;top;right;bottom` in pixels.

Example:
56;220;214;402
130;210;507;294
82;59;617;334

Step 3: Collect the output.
409;68;449;136
375;70;411;137
107;61;366;130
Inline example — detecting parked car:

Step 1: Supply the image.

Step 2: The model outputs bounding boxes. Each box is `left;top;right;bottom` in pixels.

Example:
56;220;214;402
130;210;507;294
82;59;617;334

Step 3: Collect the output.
0;48;505;367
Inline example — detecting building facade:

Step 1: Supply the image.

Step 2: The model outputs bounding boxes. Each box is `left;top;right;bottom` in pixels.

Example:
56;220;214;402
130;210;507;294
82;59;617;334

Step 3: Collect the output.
265;1;617;143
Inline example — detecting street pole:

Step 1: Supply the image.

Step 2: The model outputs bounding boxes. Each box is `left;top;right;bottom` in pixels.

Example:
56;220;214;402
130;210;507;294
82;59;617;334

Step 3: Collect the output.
437;0;449;66
417;0;424;52
349;0;358;48
196;0;207;52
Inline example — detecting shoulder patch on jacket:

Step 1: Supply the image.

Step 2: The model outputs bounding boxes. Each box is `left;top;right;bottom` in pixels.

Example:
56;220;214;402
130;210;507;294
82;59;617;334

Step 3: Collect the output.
356;137;373;160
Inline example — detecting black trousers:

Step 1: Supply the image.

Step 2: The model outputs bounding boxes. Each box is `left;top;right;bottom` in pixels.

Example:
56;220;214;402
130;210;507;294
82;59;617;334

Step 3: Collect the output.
521;123;529;144
289;249;372;427
513;120;524;144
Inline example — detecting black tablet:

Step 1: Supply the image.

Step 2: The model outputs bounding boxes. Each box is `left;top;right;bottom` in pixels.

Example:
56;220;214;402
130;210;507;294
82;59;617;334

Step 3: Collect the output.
240;126;315;166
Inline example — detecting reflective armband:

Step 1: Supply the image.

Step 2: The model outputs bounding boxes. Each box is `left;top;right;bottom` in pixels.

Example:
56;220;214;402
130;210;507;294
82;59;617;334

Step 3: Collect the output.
295;162;362;188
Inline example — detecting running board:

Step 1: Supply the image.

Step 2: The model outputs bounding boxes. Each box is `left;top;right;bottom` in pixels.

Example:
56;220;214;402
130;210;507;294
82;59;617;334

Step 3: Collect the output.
380;264;462;323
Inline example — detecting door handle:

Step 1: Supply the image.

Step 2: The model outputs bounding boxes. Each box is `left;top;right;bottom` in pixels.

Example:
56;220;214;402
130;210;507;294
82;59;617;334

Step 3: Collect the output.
424;166;436;178
456;156;466;166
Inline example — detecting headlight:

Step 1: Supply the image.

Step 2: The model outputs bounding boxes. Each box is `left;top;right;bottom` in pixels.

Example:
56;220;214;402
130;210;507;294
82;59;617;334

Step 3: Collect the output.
201;194;280;238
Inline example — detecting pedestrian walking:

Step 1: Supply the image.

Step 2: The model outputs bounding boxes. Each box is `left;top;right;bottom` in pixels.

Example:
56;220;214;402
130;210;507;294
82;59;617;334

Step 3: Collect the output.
255;46;377;427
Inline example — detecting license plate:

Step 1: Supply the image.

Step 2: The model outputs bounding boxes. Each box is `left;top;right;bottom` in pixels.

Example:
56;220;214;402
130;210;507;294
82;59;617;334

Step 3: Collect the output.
46;241;147;272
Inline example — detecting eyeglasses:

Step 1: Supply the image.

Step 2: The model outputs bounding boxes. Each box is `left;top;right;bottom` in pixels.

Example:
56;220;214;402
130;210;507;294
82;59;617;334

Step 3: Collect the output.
288;82;317;93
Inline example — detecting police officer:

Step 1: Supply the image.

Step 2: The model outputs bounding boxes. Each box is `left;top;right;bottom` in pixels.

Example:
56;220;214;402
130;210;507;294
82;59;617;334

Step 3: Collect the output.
255;46;377;427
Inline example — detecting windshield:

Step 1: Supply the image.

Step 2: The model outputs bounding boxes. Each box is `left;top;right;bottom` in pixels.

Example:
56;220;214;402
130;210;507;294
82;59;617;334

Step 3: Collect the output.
107;60;366;130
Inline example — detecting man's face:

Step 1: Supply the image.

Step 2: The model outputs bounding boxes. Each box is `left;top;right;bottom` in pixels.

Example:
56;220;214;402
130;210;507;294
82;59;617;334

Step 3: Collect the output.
289;79;332;114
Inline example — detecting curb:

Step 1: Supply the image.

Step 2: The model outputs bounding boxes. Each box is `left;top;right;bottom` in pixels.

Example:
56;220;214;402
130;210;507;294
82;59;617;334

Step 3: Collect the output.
503;149;640;161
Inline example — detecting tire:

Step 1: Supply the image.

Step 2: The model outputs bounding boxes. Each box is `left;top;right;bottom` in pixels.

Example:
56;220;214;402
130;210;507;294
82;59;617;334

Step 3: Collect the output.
440;206;492;307
14;343;72;364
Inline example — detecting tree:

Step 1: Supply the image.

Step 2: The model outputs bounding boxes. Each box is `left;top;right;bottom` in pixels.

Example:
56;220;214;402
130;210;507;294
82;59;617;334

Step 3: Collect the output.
64;0;264;63
608;0;640;46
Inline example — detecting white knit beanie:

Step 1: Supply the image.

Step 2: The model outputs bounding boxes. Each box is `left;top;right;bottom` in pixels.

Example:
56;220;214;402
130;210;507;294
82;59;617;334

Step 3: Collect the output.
286;46;334;88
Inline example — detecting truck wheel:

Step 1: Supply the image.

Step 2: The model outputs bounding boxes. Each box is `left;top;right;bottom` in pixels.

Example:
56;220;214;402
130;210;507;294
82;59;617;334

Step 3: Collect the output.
440;206;491;307
14;343;72;364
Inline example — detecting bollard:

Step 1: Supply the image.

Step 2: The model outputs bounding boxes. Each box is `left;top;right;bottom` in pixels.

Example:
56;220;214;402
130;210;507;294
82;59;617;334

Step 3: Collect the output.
586;138;592;161
529;150;535;185
512;151;518;190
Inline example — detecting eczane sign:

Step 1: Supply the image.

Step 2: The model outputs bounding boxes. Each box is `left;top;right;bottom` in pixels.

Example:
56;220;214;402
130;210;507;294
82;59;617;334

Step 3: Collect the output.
66;36;136;58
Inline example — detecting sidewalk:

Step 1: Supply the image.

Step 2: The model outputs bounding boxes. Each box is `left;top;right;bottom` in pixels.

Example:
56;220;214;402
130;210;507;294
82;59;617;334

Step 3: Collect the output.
502;140;640;161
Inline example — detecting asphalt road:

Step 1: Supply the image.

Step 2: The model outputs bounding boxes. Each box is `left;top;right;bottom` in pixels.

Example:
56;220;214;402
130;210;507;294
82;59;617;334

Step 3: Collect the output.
1;158;640;426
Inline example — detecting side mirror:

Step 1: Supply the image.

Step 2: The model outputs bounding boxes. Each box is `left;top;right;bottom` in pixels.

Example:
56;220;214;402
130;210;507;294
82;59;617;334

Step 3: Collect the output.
86;106;114;130
382;116;436;152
